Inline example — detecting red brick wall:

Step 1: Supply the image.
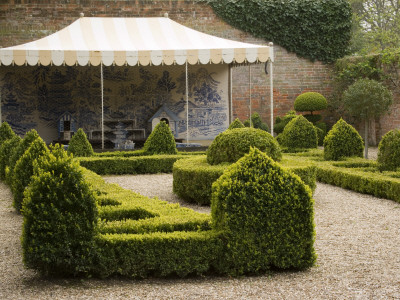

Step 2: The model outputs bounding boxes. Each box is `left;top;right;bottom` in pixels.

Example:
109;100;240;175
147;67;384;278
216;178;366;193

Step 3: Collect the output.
0;0;333;130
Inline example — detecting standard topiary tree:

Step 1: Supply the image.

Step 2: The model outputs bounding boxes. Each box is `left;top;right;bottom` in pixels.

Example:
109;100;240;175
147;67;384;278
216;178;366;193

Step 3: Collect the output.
294;92;327;123
0;122;16;147
7;129;40;185
206;127;281;165
0;135;21;180
278;115;318;151
228;118;245;130
12;137;49;211
211;147;316;275
323;118;364;161
377;129;400;171
67;128;94;157
343;78;392;158
142;121;177;155
21;150;98;276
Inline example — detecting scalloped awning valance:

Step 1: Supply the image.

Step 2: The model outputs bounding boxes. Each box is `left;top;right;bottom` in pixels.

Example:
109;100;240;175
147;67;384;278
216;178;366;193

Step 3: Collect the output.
0;16;272;67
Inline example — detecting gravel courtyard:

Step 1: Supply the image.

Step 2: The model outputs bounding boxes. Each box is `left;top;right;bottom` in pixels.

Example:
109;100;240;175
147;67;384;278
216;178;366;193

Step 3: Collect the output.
1;148;400;299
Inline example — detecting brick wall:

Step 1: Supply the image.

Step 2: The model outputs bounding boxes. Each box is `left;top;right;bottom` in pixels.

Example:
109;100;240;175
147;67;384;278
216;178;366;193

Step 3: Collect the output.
0;0;333;130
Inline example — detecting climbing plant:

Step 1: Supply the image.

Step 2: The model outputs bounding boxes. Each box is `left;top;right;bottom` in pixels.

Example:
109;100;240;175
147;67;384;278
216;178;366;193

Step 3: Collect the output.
205;0;352;63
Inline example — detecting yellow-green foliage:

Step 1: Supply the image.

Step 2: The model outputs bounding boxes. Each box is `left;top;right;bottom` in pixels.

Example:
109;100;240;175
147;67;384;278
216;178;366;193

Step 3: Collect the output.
0;121;16;147
323;118;363;161
143;121;177;155
228;118;245;129
0;135;21;180
211;148;316;275
12;138;49;211
173;155;316;205
279;115;318;150
377;129;400;171
67;128;94;157
207;127;282;165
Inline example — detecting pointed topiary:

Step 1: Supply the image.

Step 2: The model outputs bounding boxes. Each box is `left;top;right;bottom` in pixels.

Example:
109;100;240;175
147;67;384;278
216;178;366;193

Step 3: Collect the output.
323;118;364;161
143;121;177;155
67;128;94;157
228;118;245;130
21;150;98;276
377;129;400;171
7;129;40;185
207;127;281;165
12;137;49;211
0;135;21;180
0;122;16;147
278;115;318;150
211;147;316;275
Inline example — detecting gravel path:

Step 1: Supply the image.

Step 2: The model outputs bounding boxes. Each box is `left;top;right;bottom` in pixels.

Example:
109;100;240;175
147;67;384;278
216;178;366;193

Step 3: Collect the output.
2;160;400;298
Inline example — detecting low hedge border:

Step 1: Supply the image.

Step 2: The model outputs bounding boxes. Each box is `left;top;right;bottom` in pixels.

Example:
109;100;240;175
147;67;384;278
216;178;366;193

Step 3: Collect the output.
173;155;317;205
77;155;189;175
94;150;206;157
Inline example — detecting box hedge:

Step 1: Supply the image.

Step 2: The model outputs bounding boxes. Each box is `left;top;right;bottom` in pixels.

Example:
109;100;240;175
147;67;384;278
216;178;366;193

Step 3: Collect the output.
0;121;16;147
207;127;281;165
67;128;94;157
173;155;316;205
142;121;177;155
278;115;318;151
0;135;21;180
228;118;245;129
377;129;400;171
211;148;316;275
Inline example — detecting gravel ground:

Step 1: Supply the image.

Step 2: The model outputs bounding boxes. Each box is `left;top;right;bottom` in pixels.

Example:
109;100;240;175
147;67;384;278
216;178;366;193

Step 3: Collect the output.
2;147;400;299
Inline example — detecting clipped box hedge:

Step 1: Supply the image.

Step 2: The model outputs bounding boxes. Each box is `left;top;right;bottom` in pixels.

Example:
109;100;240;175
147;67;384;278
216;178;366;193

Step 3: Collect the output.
173;155;316;205
77;155;188;175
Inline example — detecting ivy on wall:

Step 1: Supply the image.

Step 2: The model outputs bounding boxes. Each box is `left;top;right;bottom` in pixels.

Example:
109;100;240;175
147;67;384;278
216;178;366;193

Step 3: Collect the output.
204;0;352;63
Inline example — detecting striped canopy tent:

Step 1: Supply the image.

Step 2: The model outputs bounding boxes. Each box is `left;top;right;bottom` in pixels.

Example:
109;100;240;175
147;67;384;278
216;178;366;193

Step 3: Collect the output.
0;15;274;147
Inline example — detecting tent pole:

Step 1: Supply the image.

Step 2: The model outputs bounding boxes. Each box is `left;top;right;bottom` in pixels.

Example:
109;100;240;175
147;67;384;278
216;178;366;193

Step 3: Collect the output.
269;42;274;136
185;61;189;144
0;89;2;124
249;64;252;127
101;62;104;150
229;64;233;123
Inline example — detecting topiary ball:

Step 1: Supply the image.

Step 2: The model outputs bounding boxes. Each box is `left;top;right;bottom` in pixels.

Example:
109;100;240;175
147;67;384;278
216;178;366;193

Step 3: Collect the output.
67;128;94;157
143;121;177;155
0;121;16;147
377;129;400;171
12;137;49;212
206;127;282;165
294;92;328;113
323;118;364;161
278;115;318;150
21;151;98;276
211;147;316;275
228;118;245;130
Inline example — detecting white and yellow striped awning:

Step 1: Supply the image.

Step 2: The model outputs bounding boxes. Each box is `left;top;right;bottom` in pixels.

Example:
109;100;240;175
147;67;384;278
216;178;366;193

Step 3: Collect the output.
0;17;272;67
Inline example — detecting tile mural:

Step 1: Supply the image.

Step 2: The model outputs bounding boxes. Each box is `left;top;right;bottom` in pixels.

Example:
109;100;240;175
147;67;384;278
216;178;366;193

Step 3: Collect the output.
0;64;229;143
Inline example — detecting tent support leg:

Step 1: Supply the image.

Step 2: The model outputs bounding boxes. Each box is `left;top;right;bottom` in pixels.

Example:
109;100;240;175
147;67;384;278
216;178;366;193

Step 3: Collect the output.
269;42;274;136
0;89;2;124
101;62;104;150
249;64;252;127
185;61;189;144
229;64;233;124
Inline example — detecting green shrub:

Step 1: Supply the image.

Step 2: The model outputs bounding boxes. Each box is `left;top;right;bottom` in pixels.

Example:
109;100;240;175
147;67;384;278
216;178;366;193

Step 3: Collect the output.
315;122;327;146
207;127;281;165
228;118;245;129
173;155;317;205
323;118;364;161
304;114;322;124
0;135;21;180
12;138;49;211
244;112;269;132
21;151;98;276
294;92;328;113
67;128;94;157
211;148;316;275
377;129;400;171
0;122;16;147
274;110;297;135
7;129;40;185
279;116;318;150
143;121;177;155
77;155;185;175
